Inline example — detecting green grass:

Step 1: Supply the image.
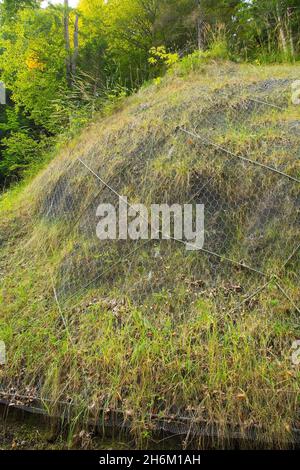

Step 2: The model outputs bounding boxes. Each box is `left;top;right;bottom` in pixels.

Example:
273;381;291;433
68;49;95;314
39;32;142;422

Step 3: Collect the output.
0;61;300;448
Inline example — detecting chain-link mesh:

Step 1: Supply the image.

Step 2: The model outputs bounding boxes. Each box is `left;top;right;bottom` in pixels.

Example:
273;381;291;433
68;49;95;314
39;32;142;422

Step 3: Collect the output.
26;74;300;317
1;70;300;446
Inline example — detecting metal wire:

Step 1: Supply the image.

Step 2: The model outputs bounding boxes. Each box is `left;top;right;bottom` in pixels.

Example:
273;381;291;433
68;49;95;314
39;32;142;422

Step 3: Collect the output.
26;75;300;315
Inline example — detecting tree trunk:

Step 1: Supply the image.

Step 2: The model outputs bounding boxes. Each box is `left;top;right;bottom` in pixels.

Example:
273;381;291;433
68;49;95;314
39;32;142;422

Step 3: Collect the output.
276;2;288;54
196;0;204;50
64;0;72;86
71;14;79;77
287;7;295;60
197;18;204;50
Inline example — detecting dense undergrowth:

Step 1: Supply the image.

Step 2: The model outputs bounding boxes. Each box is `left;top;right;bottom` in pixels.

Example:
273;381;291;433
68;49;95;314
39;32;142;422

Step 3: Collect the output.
0;61;300;448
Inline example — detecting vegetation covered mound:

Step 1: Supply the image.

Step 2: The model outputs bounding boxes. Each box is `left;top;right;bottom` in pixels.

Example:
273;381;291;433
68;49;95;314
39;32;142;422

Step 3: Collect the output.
0;62;300;447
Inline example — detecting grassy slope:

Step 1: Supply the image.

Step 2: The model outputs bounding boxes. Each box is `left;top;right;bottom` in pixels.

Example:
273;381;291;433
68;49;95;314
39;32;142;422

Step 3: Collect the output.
0;61;300;447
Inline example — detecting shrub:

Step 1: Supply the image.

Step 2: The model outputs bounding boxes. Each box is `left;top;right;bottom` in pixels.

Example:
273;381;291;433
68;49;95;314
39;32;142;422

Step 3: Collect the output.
0;131;47;179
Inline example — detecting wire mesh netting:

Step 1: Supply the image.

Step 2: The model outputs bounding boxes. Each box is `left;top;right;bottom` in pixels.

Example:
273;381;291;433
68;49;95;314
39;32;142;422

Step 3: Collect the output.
27;74;300;316
1;70;300;446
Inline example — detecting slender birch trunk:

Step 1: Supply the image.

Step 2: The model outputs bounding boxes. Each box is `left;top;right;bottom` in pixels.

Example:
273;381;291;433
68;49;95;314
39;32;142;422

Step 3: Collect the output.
276;2;288;54
64;0;72;86
196;1;204;50
71;14;79;77
287;7;295;60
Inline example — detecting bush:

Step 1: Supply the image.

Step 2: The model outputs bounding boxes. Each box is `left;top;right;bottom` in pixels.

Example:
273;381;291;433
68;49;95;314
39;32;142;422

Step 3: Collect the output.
205;39;230;60
174;51;205;76
0;131;48;180
172;40;230;78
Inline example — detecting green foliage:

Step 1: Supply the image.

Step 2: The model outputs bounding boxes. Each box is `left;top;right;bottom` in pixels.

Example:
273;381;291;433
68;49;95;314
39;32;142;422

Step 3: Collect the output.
0;7;67;132
203;39;230;60
0;0;300;186
148;46;179;68
0;131;47;178
232;0;300;61
0;0;40;24
174;50;204;76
